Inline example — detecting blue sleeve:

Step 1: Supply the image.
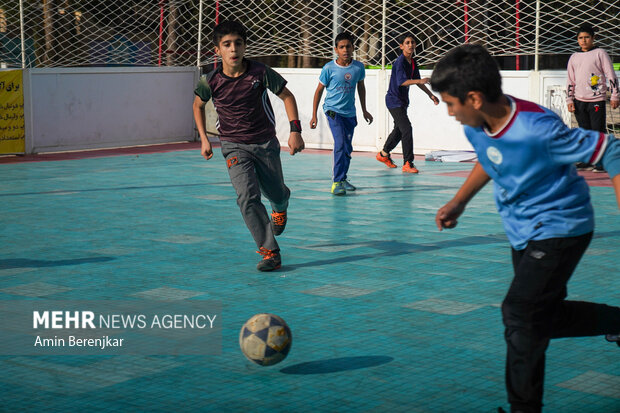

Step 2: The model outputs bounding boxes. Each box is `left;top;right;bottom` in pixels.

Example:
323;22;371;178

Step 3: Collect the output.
600;135;620;179
542;113;609;165
319;65;330;86
393;59;408;87
357;62;365;82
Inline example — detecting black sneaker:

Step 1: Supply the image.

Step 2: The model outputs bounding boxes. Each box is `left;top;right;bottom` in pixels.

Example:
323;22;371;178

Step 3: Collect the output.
592;165;606;173
271;210;287;236
256;247;281;271
575;162;593;171
605;334;620;347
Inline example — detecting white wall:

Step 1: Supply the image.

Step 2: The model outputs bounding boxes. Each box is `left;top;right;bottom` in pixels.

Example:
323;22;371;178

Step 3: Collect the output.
272;68;536;154
24;67;196;153
16;66;585;155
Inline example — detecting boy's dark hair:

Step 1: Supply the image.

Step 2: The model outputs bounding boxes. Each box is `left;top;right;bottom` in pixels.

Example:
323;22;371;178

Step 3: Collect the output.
213;20;247;46
397;33;415;45
576;23;595;38
430;44;502;103
335;32;355;47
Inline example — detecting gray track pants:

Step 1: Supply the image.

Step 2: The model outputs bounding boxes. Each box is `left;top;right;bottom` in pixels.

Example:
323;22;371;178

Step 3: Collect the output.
220;138;290;252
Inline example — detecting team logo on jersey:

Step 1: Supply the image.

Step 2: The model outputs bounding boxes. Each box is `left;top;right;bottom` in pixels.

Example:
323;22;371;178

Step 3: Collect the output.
486;146;503;165
252;80;260;89
344;72;352;81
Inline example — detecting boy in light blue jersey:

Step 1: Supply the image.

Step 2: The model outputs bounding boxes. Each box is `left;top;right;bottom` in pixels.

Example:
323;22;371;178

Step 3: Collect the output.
310;32;373;195
431;44;620;413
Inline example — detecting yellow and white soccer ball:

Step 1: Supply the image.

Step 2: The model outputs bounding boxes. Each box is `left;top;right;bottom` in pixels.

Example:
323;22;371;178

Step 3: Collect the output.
239;313;292;366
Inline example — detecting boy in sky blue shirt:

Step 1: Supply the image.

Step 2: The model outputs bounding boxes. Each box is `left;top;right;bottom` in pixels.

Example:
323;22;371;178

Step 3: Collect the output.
310;32;373;195
431;44;620;413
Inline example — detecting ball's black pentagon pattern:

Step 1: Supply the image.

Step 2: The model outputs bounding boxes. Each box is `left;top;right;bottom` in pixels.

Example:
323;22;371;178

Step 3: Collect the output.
239;313;292;366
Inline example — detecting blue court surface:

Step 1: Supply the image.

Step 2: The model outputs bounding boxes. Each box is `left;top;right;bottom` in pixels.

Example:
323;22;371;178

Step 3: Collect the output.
0;145;618;412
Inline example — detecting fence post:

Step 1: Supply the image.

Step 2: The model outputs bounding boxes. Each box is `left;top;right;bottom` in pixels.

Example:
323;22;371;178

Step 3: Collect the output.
19;0;26;68
332;0;340;51
529;0;541;104
534;0;540;71
197;0;204;66
376;0;387;151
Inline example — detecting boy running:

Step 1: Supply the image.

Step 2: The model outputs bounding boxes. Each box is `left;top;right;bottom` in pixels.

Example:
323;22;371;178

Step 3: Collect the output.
192;20;305;272
310;32;373;195
376;33;439;173
431;44;620;413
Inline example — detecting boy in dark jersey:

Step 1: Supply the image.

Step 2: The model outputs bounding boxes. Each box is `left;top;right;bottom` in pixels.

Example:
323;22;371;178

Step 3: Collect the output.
193;20;305;272
431;44;620;413
376;33;439;173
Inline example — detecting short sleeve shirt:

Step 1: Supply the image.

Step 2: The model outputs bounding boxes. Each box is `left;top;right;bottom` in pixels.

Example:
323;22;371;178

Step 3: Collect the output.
319;60;365;117
464;96;612;250
194;59;287;144
386;54;421;109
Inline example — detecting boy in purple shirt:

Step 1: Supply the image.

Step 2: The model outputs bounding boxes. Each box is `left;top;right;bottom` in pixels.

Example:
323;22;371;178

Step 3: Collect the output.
376;33;439;173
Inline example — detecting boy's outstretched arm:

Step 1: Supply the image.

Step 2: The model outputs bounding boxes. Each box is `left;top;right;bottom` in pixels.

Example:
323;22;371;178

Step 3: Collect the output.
192;95;213;160
310;83;325;129
436;162;491;230
416;83;440;105
356;80;373;124
277;86;305;155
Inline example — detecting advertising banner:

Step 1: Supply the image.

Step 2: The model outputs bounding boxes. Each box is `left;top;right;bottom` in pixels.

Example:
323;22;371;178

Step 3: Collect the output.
0;70;25;154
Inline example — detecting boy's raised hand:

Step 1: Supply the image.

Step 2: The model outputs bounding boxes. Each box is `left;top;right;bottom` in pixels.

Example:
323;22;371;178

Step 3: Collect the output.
288;132;305;155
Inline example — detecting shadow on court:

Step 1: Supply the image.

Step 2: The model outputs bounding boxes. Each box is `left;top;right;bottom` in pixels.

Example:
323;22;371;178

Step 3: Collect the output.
285;234;507;270
280;356;394;375
285;230;620;271
0;257;114;269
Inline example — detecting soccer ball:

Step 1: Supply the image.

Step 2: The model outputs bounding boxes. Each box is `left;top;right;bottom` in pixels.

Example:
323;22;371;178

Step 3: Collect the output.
239;313;292;366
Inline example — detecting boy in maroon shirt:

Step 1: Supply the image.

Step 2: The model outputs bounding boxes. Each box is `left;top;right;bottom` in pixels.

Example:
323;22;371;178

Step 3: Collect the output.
193;21;304;271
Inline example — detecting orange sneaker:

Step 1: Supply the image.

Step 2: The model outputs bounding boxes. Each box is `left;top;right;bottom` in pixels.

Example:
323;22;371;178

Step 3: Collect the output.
376;152;397;168
271;210;287;236
256;247;281;271
402;161;419;174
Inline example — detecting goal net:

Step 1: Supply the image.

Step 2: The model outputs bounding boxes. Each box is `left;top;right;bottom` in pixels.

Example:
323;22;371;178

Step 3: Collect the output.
0;1;618;69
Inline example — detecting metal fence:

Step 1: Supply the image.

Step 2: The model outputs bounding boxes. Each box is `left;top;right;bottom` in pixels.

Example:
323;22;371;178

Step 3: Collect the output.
1;1;619;69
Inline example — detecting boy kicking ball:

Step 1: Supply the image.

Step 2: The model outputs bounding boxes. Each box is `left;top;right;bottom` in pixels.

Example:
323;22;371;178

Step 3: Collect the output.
431;44;620;413
193;20;304;272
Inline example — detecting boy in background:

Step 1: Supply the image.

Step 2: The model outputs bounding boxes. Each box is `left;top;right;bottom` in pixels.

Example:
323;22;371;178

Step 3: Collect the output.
376;33;439;173
310;32;373;195
193;20;305;272
431;44;620;413
566;23;619;172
